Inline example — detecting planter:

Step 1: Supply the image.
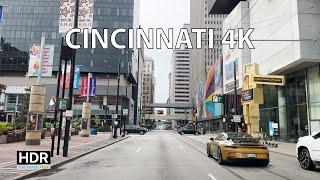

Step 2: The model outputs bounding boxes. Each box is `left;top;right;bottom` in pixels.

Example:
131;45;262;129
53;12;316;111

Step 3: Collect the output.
89;128;97;135
0;135;7;144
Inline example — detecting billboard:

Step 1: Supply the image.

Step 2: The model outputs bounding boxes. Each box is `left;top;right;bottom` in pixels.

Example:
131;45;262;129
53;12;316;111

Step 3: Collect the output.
59;0;94;34
28;45;55;77
203;58;224;119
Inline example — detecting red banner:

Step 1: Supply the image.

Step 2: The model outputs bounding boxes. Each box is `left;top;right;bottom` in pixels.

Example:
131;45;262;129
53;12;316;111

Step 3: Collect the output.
81;77;88;96
60;64;71;89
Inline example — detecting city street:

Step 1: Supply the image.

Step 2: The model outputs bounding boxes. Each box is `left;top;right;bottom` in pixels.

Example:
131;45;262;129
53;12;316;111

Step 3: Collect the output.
29;131;320;180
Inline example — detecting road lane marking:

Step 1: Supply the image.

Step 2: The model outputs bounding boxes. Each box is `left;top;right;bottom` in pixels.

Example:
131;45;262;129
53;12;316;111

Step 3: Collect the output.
136;147;142;153
0;161;16;167
179;145;184;150
208;173;217;180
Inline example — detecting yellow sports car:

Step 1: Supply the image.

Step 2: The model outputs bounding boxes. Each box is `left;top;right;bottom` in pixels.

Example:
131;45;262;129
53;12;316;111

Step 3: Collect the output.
207;132;269;166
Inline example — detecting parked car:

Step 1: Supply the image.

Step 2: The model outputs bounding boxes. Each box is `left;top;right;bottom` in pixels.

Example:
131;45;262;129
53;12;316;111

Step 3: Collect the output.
296;131;320;170
124;125;147;135
178;127;202;135
207;132;269;166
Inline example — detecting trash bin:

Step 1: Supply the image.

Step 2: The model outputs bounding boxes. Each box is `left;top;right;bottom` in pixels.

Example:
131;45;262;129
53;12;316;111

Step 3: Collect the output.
89;128;97;135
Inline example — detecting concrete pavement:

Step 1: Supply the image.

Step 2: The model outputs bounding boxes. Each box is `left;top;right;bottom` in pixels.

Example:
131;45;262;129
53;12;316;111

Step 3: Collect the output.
28;131;320;180
0;133;124;180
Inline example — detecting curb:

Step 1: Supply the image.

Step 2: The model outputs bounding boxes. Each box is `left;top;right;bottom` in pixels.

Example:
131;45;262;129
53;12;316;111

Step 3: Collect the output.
14;136;130;180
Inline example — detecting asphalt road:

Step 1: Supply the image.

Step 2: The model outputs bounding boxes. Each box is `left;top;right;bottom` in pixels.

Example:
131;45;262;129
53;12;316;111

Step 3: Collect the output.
30;131;320;180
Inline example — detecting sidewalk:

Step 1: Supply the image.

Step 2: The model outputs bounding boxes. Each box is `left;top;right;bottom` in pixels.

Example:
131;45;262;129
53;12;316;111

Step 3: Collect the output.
0;133;127;180
266;141;296;157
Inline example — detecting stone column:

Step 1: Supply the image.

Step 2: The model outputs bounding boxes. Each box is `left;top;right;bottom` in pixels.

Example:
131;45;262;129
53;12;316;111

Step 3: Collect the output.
80;102;91;137
278;87;288;140
26;85;46;145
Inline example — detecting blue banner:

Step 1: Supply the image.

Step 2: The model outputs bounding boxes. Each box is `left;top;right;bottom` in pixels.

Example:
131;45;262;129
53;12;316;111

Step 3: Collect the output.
89;77;96;97
73;66;81;89
0;6;3;24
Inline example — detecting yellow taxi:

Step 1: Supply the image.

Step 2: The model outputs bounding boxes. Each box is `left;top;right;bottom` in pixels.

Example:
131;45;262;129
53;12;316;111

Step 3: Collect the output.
207;132;269;166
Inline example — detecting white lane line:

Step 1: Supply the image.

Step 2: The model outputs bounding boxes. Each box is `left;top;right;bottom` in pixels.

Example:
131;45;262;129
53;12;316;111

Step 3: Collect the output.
208;173;217;180
0;161;16;167
179;145;184;150
136;147;142;153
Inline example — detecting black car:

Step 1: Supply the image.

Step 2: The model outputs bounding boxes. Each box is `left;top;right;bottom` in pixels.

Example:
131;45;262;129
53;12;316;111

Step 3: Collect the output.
178;127;202;135
124;125;147;135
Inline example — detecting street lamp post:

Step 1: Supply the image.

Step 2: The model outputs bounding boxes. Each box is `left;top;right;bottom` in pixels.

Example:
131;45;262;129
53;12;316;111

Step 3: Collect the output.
233;60;238;132
114;59;123;139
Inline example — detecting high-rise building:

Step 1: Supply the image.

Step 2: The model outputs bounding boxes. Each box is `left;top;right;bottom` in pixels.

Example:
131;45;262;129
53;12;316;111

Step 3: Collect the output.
169;24;190;115
141;57;155;117
190;0;227;126
210;0;320;141
0;0;140;124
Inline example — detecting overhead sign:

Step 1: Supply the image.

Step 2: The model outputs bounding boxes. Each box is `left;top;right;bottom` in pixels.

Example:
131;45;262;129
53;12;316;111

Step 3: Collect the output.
252;75;285;86
59;0;95;34
241;89;253;102
28;45;55;77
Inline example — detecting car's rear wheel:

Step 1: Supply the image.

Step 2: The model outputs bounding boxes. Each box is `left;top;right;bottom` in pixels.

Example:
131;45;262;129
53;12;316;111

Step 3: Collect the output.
207;145;212;158
195;132;199;136
298;148;315;170
217;147;224;165
125;131;128;135
181;132;184;135
139;131;144;135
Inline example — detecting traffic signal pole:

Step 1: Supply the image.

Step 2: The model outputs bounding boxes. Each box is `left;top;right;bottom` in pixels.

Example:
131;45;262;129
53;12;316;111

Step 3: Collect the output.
63;0;79;157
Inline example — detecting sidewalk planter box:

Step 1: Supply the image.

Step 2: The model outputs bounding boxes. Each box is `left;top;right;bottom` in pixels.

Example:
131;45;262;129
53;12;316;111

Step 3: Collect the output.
0;135;7;144
89;128;97;135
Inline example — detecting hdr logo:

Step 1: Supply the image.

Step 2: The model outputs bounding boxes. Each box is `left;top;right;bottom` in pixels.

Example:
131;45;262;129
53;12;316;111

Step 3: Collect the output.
17;151;51;170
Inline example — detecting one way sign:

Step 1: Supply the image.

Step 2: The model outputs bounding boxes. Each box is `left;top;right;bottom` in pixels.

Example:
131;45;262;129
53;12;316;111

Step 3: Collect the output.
89;77;96;97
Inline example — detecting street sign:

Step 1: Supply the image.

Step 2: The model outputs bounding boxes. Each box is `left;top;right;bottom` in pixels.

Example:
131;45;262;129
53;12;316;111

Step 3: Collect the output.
123;109;128;115
114;121;118;125
233;115;241;123
241;89;253;102
58;99;68;111
112;114;118;119
252;75;285;86
212;95;223;103
65;110;73;118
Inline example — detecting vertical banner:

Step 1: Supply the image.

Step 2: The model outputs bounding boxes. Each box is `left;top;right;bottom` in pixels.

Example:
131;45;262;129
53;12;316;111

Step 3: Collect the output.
60;64;71;89
28;45;55;77
0;6;3;25
81;77;88;96
59;0;95;34
89;77;96;97
74;66;81;89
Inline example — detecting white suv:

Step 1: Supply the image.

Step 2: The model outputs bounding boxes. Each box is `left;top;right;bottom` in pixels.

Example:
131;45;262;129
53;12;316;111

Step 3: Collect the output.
296;132;320;170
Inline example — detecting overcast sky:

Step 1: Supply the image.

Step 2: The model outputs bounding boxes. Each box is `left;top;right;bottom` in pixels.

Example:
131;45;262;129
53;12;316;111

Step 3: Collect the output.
139;0;190;103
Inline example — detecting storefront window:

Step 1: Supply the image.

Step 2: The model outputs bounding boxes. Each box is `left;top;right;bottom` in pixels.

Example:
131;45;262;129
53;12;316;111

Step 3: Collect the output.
284;70;308;141
307;65;320;134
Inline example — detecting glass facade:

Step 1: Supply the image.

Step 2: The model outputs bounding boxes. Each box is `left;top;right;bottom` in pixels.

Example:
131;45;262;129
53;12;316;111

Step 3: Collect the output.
259;65;320;142
0;0;136;77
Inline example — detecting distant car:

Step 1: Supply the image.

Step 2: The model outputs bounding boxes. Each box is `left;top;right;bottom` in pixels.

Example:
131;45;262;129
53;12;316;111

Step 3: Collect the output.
207;132;269;166
124;125;147;135
178;127;202;135
296;131;320;170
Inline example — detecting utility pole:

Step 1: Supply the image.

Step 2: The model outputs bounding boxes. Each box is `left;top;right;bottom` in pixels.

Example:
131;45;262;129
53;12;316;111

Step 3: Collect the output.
114;59;123;138
63;0;79;157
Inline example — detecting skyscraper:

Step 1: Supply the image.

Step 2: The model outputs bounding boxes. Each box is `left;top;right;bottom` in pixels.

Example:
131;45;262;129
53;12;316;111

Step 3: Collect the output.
169;24;190;115
0;0;140;124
